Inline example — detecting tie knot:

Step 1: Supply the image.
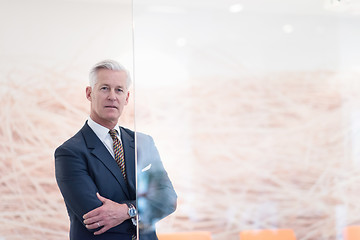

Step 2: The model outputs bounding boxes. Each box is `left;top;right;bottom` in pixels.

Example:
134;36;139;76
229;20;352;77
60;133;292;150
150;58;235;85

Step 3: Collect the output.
109;129;118;140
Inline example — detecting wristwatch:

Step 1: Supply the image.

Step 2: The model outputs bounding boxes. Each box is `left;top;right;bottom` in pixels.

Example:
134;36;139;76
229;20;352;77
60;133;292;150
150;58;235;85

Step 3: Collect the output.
126;203;137;226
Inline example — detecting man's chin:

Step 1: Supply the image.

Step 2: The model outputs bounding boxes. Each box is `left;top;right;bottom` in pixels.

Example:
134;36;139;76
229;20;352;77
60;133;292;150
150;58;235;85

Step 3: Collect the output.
100;113;120;123
106;115;120;122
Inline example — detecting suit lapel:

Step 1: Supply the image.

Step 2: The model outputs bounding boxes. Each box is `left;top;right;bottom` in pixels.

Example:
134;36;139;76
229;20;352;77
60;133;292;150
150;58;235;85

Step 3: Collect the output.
81;123;130;199
120;127;136;198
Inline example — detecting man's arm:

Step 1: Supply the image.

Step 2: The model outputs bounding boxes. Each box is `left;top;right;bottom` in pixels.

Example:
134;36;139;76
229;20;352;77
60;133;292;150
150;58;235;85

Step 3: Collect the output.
83;192;130;235
55;145;130;234
137;134;177;228
55;145;102;223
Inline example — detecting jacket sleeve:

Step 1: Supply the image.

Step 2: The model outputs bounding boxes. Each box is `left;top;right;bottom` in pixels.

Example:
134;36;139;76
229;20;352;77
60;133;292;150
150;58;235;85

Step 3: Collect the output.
137;133;177;229
55;145;102;232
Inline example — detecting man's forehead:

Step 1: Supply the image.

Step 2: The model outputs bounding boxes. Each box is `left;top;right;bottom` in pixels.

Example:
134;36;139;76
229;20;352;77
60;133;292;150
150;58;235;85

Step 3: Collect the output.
96;81;126;86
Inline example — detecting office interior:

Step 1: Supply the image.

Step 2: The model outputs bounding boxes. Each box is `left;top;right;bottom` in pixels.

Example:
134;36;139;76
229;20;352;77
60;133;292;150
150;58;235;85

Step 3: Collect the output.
1;0;360;239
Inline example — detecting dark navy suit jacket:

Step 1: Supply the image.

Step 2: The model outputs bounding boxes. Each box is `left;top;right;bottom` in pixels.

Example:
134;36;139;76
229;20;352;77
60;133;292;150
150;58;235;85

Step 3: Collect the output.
55;122;176;240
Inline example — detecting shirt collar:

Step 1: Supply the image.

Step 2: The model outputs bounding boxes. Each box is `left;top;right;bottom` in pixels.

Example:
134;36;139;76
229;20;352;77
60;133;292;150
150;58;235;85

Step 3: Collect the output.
87;117;121;140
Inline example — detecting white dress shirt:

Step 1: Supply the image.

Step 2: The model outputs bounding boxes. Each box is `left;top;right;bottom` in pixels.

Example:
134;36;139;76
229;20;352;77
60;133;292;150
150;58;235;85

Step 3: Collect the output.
87;117;121;158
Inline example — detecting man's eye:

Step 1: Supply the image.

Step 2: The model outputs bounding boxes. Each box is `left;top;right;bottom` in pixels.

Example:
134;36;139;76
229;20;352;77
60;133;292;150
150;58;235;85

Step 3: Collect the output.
100;86;108;90
117;88;124;92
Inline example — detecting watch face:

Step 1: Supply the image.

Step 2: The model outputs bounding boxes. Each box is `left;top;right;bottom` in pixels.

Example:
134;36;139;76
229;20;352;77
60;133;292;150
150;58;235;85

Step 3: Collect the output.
129;207;137;218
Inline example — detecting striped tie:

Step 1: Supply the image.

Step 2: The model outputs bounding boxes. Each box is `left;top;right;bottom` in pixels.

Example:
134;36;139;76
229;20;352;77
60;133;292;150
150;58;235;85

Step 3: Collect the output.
110;129;136;240
109;129;126;180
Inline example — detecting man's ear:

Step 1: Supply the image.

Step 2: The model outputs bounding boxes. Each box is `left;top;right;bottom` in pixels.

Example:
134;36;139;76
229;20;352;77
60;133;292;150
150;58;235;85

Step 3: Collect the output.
125;91;130;105
86;86;92;101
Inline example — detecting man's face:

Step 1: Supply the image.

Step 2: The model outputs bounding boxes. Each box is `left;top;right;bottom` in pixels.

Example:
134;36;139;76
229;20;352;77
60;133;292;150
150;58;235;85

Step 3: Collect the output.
86;69;129;129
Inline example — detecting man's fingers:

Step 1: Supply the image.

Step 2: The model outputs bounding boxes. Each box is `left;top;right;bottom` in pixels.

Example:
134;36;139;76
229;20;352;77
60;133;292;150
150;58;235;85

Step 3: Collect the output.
83;193;107;219
83;214;102;225
85;221;102;230
83;207;100;219
94;225;110;235
96;192;107;203
83;193;126;235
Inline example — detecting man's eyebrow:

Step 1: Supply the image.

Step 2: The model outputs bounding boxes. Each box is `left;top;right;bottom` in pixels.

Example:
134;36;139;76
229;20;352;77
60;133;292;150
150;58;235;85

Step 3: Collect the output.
98;84;125;88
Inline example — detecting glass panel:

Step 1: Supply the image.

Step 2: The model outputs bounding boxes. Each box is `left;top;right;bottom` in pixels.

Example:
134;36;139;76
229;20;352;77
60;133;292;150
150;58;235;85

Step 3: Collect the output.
133;1;360;240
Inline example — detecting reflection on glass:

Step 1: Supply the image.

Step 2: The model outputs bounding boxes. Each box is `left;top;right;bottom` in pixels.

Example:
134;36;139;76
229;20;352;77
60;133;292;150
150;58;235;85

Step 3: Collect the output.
136;133;177;237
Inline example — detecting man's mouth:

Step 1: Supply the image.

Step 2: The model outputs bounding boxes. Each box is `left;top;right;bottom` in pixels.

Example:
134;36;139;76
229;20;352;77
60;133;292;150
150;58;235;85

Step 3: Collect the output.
105;106;118;109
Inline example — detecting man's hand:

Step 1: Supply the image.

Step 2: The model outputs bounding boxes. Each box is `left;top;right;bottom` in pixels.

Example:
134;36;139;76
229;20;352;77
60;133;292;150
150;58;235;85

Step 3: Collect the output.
83;192;129;235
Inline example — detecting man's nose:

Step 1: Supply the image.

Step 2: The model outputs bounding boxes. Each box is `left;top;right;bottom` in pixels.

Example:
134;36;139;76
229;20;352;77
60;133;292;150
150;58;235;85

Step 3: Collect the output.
108;89;117;100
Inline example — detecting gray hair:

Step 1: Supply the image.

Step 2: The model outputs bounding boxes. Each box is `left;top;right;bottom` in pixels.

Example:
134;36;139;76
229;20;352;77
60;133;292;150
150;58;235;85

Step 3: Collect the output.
89;59;132;88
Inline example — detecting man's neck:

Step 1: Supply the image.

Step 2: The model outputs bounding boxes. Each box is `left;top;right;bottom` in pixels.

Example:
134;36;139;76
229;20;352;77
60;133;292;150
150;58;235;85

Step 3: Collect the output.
89;115;117;130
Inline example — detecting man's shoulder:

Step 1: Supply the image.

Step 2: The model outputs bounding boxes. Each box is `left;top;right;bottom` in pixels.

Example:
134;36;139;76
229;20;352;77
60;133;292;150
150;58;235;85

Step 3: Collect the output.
56;130;84;151
55;124;89;151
